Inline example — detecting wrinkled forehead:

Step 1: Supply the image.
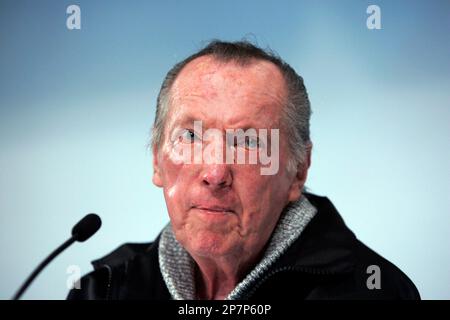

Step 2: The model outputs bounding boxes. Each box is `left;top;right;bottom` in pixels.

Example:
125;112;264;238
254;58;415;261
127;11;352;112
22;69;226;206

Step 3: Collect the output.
169;55;288;110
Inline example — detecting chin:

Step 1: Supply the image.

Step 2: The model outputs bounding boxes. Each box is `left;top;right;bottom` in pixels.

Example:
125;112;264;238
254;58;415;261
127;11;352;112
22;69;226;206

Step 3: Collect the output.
187;230;237;258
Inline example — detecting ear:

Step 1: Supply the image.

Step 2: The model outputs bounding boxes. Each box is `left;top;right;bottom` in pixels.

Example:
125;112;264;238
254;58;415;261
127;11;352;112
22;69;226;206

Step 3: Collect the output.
287;142;312;202
152;146;163;188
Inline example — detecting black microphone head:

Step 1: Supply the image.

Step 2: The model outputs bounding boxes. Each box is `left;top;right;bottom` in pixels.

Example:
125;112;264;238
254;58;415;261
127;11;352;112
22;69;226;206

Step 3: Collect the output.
71;213;102;242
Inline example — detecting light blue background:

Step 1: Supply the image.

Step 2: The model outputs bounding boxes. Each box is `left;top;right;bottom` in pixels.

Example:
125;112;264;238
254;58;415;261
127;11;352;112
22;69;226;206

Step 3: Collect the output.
0;0;449;299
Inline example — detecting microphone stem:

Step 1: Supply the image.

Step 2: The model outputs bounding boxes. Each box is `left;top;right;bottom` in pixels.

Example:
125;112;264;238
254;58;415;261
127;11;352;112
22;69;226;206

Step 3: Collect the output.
12;236;76;300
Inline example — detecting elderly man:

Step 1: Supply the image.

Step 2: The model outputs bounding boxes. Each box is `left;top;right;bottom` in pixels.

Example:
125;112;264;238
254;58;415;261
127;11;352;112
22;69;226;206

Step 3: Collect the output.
68;41;420;300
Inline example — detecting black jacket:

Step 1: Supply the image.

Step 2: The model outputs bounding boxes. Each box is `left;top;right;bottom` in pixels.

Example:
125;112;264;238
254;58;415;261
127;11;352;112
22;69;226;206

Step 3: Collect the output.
67;193;420;300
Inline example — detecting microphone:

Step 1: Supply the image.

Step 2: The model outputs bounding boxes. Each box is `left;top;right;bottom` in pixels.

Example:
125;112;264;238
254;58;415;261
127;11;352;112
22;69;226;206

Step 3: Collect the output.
12;213;102;300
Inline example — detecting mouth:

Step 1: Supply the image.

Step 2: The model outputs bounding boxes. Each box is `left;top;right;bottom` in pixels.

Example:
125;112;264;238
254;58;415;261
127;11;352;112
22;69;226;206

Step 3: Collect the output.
192;205;235;215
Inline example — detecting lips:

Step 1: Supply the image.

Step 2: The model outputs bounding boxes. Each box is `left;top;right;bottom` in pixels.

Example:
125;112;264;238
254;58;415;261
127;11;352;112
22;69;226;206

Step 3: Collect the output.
193;205;235;214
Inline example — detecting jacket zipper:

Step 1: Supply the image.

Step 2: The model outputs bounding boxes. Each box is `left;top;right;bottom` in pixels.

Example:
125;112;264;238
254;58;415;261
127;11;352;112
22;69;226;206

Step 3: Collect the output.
245;265;337;299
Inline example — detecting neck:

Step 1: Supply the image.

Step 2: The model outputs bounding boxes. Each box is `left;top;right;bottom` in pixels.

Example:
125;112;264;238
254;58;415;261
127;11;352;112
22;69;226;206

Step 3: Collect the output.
193;252;260;300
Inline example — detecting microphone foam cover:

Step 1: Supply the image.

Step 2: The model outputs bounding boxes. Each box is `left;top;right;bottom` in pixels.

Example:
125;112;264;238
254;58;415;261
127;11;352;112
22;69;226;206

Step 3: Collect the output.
71;213;102;242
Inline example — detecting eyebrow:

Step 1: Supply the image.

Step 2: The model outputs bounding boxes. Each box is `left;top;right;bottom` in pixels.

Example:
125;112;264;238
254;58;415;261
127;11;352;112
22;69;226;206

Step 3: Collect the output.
172;116;275;132
172;115;201;128
169;104;279;130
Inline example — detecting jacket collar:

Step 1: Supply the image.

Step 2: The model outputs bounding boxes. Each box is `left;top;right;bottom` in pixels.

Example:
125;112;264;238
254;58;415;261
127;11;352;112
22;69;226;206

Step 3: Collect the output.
275;192;358;274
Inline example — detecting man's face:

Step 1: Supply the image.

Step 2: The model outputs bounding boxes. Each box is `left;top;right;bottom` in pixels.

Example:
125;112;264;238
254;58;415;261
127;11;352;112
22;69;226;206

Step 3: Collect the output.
153;56;306;260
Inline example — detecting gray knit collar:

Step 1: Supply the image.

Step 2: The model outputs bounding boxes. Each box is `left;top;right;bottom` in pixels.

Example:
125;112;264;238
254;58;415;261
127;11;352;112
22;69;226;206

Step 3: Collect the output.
158;195;317;300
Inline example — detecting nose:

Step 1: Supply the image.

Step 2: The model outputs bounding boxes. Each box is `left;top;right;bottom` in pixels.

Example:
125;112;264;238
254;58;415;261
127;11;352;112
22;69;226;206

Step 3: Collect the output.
201;164;232;190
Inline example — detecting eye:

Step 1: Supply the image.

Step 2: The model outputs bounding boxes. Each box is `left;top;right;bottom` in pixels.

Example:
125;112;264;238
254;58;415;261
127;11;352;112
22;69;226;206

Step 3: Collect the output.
179;129;200;143
244;136;260;149
233;136;261;150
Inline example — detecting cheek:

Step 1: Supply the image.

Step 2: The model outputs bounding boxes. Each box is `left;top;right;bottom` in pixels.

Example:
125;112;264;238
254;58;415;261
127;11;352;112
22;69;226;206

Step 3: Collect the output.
158;154;195;226
237;167;291;207
235;168;292;233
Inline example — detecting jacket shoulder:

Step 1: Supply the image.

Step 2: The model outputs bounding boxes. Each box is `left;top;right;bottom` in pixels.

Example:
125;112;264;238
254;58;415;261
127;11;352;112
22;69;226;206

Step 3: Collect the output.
67;241;156;300
302;192;420;300
350;239;421;299
91;242;155;269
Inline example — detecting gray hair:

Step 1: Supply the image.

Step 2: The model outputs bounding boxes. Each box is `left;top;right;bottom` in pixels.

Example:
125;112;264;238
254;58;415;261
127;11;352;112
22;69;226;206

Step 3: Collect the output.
150;40;312;171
